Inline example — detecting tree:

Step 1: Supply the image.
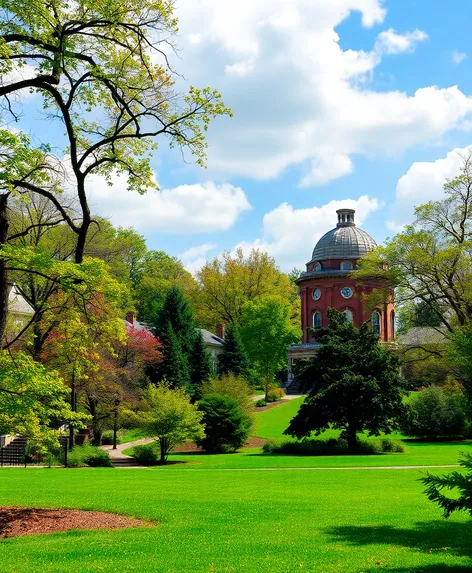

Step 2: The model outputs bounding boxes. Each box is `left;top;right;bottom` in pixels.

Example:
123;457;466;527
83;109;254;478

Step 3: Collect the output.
157;322;191;392
134;384;204;464
0;0;230;337
217;323;251;380
0;350;86;443
421;454;472;517
197;394;252;453
240;296;300;400
285;309;407;452
189;332;212;400
196;248;299;328
201;373;254;418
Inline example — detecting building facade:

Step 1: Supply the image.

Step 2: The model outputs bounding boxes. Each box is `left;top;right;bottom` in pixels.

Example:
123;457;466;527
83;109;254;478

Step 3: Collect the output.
287;208;394;387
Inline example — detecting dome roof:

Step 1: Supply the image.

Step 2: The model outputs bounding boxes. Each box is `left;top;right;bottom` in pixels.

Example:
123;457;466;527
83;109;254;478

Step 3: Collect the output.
311;209;377;262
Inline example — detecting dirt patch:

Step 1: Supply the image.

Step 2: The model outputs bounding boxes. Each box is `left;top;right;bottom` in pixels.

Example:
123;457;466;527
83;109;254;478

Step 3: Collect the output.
0;507;154;538
173;436;266;453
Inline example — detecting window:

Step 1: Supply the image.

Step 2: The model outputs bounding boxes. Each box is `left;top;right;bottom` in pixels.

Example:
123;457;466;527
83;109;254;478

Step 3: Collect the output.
343;310;353;322
372;311;381;336
390;310;395;340
341;261;352;271
313;311;322;329
314;262;322;271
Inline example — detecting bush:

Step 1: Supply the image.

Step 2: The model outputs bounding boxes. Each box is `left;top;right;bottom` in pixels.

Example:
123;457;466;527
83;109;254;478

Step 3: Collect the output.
67;445;112;467
400;386;469;439
255;399;267;407
202;374;254;417
197;394;252;453
266;388;286;402
131;443;159;466
101;430;122;445
262;437;405;456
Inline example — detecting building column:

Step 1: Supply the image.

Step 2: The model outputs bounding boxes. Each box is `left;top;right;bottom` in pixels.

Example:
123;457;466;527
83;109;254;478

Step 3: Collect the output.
287;356;294;385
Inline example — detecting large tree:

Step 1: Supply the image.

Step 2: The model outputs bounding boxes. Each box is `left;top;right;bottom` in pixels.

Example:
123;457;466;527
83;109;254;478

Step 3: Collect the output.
217;323;251;380
196;248;299;328
240;295;300;399
285;309;407;452
0;0;230;339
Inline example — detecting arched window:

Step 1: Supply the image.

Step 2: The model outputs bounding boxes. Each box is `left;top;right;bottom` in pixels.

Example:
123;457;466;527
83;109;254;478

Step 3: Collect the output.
390;310;395;340
343;309;353;323
372;311;381;336
314;262;322;272
341;261;352;271
313;311;322;329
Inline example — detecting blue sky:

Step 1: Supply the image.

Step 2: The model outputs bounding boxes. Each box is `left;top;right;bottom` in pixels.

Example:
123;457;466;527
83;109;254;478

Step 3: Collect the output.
12;0;472;272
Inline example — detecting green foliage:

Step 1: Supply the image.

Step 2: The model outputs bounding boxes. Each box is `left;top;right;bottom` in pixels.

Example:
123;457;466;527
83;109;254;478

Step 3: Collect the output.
255;399;267;407
285;309;407;451
401;387;469;439
240;295;299;398
447;328;472;409
132;383;204;463
217;323;251;380
67;445;112;468
101;430;122;446
157;323;191;392
197;394;252;453
153;287;196;354
131;443;159;466
201;373;254;418
266;388;286;402
0;350;86;442
189;331;212;399
262;437;406;456
421;453;472;517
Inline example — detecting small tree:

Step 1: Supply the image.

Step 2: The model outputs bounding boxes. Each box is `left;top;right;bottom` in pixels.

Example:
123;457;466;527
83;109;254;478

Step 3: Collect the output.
197;394;252;453
158;323;191;392
201;373;254;418
217;323;251;380
421;453;472;517
189;332;212;400
285;309;407;452
153;287;196;355
136;384;204;464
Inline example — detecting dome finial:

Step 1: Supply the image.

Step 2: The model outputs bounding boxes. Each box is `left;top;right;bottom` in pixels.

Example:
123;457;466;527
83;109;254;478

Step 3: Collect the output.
336;208;355;227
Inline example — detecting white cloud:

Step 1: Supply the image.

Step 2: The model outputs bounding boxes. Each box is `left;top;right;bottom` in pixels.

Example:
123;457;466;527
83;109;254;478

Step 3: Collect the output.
180;243;217;274
86;172;251;233
168;1;468;186
388;146;471;230
234;195;380;270
452;51;467;64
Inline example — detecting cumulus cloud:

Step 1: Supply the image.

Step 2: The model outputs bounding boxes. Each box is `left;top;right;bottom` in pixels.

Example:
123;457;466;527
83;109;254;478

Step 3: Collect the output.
86;172;251;233
169;0;469;186
388;146;471;231
452;51;467;64
180;243;217;274
234;195;380;271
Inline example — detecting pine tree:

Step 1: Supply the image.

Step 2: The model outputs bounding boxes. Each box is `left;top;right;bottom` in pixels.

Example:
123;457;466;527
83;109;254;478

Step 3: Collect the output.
190;331;213;399
153;286;196;355
218;323;251;379
158;322;191;392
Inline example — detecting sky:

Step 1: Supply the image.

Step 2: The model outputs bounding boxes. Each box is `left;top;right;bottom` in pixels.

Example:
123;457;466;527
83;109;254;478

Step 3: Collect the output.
14;0;472;273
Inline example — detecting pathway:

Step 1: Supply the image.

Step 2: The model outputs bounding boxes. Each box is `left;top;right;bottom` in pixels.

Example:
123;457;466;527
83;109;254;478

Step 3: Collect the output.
101;437;155;468
252;394;304;401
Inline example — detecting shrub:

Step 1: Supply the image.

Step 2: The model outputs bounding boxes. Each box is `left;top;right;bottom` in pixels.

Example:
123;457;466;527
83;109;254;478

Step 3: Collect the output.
266;388;286;402
202;373;254;417
255;399;267;407
131;443;159;466
197;394;252;453
101;430;122;445
400;386;469;439
67;445;112;467
262;437;405;455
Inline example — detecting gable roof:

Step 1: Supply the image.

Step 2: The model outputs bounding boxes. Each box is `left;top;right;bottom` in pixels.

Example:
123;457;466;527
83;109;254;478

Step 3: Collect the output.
7;284;34;316
200;328;224;347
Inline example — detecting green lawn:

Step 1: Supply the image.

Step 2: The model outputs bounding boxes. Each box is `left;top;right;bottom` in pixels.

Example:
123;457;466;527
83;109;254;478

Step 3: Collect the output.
0;467;470;572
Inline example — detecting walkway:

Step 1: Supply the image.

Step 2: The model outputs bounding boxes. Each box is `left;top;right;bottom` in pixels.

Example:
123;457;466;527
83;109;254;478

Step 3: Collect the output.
252;394;304;401
101;438;155;468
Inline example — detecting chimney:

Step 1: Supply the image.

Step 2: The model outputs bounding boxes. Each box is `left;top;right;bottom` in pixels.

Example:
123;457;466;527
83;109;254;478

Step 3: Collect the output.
126;311;136;325
216;323;225;339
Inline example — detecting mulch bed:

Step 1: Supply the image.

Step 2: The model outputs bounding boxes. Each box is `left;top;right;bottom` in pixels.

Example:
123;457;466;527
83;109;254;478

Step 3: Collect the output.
253;399;289;412
173;436;266;453
0;507;154;538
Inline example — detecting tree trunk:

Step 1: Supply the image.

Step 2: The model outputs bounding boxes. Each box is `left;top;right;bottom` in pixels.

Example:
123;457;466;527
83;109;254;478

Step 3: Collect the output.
346;424;357;453
0;193;10;343
160;438;167;465
74;177;90;264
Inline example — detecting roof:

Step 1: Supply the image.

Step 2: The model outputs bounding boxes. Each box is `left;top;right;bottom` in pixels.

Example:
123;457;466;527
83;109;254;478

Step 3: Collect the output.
200;329;224;347
124;318;152;333
311;225;377;262
7;284;34;316
396;327;450;347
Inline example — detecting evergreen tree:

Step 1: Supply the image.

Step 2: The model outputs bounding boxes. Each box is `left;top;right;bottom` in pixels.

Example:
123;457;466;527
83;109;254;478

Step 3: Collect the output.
153;287;196;355
285;308;407;452
158;322;191;392
218;323;251;379
190;331;213;399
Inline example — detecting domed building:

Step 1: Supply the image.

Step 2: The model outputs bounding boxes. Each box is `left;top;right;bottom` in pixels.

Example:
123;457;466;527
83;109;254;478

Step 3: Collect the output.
287;208;395;388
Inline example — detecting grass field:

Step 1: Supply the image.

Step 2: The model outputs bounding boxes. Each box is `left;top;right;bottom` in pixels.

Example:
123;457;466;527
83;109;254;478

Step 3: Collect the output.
1;396;471;572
